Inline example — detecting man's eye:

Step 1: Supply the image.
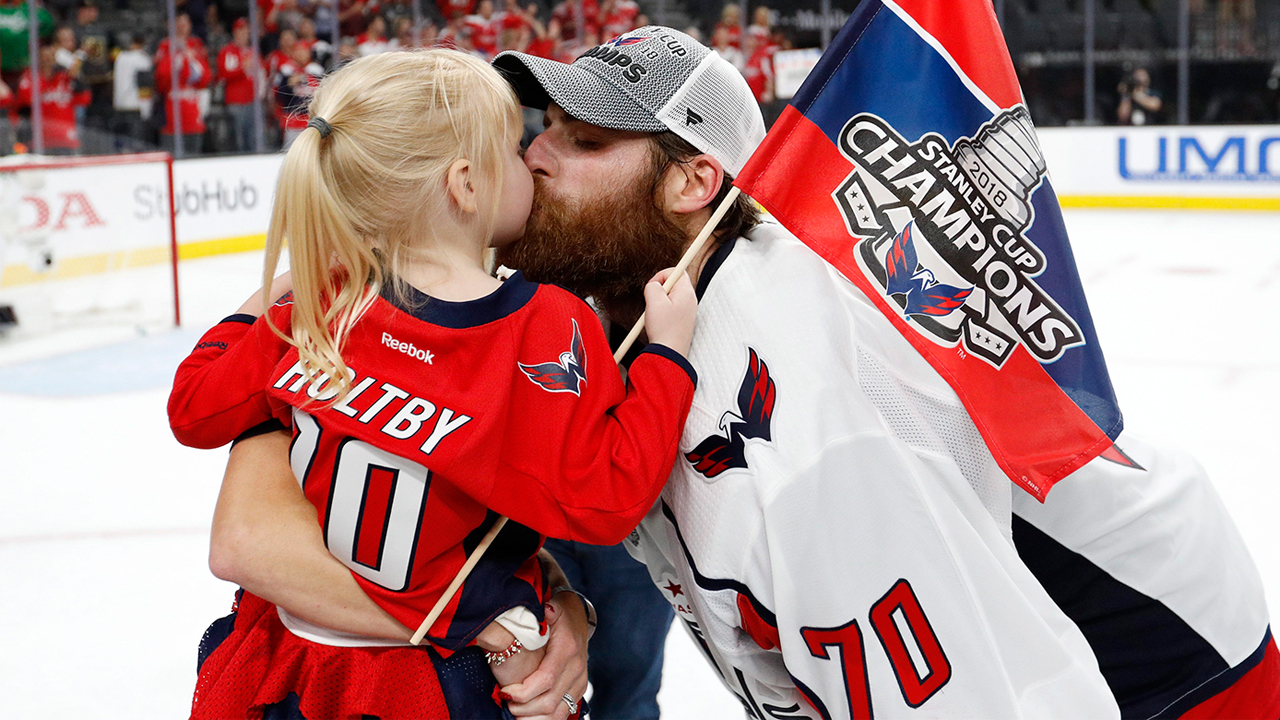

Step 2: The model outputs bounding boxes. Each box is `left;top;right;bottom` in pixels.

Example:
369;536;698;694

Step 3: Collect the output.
572;137;601;150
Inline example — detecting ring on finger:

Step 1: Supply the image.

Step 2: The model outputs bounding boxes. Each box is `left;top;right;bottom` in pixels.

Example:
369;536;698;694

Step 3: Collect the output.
562;692;579;715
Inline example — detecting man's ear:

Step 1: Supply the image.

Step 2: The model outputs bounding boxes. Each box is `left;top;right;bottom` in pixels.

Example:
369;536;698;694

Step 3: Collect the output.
446;158;478;214
661;153;724;217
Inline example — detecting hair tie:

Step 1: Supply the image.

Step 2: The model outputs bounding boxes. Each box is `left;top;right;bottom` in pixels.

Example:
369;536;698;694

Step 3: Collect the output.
307;116;333;139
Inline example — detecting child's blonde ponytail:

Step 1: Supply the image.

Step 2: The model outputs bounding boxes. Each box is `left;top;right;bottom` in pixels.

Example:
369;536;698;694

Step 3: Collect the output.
260;49;522;403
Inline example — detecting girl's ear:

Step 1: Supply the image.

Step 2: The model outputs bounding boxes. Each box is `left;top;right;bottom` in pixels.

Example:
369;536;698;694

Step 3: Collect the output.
446;158;478;214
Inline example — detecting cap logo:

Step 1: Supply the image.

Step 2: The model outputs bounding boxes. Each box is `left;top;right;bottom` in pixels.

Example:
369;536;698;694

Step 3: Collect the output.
580;45;649;83
607;35;648;47
686;108;704;126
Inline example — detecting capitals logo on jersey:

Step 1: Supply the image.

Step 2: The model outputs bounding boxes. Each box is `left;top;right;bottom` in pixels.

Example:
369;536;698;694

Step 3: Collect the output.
519;319;587;395
685;348;775;478
607;35;647;47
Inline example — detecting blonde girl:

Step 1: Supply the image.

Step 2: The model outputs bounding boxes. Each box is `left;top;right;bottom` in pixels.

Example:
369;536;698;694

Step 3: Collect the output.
169;49;698;719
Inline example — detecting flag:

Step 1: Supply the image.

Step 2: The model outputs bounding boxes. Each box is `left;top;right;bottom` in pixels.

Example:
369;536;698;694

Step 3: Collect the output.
733;0;1122;501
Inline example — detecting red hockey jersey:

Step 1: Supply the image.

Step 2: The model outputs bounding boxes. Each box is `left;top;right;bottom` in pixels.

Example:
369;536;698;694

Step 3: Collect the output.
169;273;696;650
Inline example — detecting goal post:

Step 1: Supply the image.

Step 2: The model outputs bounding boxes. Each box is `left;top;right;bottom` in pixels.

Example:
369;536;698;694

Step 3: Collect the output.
0;152;181;339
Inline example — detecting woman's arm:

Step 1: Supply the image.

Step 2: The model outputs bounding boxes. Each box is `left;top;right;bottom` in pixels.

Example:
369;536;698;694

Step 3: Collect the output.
209;431;595;711
209;429;412;640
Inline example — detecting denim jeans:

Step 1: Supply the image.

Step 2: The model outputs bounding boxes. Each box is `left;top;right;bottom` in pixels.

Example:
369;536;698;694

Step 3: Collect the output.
227;102;257;153
543;539;675;720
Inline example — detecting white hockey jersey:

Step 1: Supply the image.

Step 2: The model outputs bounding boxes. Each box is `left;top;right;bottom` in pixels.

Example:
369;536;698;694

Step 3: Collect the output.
626;221;1121;718
1011;434;1272;717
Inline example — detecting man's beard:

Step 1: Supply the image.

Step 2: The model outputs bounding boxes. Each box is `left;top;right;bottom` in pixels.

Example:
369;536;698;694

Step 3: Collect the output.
496;170;689;324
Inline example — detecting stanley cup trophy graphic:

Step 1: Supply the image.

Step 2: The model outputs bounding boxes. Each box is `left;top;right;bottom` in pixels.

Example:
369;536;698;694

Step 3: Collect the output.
833;106;1084;369
950;107;1047;233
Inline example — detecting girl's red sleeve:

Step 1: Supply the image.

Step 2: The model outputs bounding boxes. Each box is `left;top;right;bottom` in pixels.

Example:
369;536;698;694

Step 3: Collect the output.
168;300;295;449
477;288;696;545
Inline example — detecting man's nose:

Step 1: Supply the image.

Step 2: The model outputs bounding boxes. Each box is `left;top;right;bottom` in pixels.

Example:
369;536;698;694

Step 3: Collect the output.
523;133;555;177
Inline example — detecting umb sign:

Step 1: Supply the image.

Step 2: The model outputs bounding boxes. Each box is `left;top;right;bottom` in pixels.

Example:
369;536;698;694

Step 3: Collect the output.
1119;131;1279;181
1037;125;1280;210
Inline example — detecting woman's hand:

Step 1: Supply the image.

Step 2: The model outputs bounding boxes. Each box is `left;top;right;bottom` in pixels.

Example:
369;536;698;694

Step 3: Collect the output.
503;594;590;719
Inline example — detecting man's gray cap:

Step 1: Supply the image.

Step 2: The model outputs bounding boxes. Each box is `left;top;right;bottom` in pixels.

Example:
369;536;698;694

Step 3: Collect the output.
493;26;766;177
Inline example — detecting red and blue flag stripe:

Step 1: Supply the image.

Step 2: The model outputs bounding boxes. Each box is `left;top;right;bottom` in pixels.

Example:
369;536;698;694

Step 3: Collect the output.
735;0;1121;499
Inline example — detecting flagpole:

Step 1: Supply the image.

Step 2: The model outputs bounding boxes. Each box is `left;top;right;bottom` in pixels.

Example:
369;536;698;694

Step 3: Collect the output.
410;516;508;645
613;186;742;363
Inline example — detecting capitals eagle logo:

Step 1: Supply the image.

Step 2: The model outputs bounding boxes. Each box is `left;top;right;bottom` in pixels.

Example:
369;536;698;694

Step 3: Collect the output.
885;221;973;319
685;348;776;478
519;319;588;395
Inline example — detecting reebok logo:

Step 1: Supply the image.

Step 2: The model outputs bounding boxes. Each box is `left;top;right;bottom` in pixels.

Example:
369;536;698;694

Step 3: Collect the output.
686;108;704;126
382;332;434;364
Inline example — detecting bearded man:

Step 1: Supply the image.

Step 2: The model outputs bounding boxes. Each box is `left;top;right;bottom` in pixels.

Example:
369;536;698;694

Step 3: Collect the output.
204;27;1277;720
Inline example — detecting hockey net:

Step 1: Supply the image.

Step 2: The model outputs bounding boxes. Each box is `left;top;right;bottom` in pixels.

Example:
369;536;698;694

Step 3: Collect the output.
0;152;179;341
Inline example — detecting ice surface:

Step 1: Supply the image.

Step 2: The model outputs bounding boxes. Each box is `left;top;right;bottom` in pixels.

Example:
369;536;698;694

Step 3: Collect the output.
0;210;1276;718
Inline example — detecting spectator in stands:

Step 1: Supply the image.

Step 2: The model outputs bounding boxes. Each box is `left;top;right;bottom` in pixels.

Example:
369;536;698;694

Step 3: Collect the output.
0;0;56;93
438;10;472;51
219;18;258;152
266;0;306;37
335;34;358;66
16;44;89;154
154;11;211;155
437;0;474;23
712;2;741;49
273;40;319;144
337;0;374;39
390;17;415;49
79;35;112;153
598;0;638;42
297;17;319;52
497;0;529;35
53;26;82;80
205;4;232;60
179;0;210;42
381;0;414;33
73;0;108;53
357;15;392;55
466;0;500;58
111;33;152;151
302;0;335;41
497;24;525;53
711;23;743;71
266;28;297;78
1117;66;1162;125
551;0;599;43
747;5;771;50
524;14;558;58
741;29;773;105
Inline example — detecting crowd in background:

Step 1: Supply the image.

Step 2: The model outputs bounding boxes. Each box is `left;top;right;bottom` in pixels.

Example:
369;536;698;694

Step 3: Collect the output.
0;0;1275;158
0;0;799;157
